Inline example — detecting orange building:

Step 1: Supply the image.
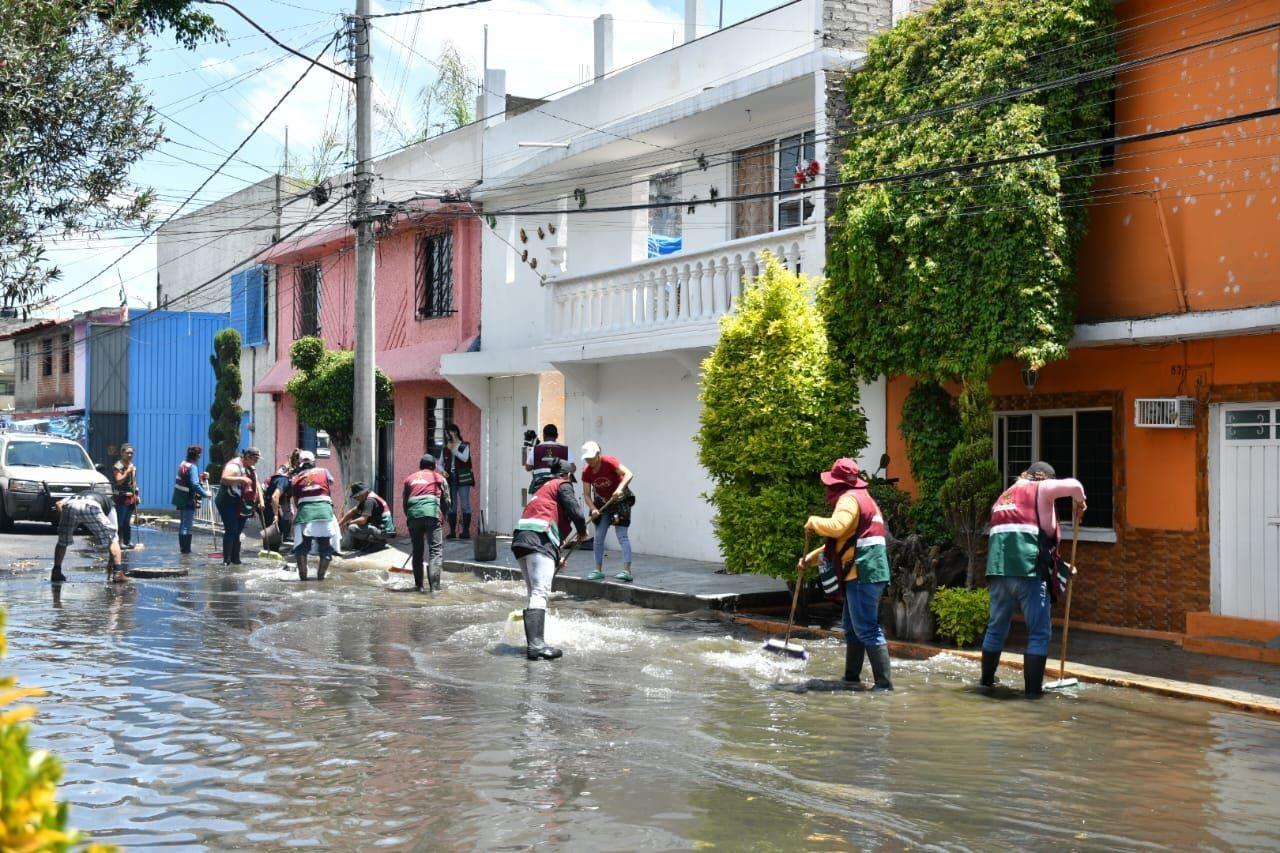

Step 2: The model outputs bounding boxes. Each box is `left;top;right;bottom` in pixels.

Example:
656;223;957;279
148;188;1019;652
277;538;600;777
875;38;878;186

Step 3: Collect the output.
883;0;1280;653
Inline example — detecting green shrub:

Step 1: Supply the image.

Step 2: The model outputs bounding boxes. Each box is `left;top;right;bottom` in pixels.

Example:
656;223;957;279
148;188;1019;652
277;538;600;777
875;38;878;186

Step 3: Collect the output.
930;587;990;648
899;382;961;545
938;379;1003;587
868;481;913;538
207;327;242;483
698;256;868;578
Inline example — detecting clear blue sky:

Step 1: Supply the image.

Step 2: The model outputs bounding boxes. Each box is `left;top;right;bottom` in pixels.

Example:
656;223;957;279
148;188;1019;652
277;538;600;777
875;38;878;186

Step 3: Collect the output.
41;0;784;314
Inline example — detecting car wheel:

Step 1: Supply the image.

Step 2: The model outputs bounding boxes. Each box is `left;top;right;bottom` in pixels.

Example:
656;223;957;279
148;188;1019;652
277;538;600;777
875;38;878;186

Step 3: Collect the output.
0;492;13;533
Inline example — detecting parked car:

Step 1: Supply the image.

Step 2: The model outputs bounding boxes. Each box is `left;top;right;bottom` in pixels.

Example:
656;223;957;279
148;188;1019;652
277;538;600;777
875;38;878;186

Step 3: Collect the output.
0;430;112;530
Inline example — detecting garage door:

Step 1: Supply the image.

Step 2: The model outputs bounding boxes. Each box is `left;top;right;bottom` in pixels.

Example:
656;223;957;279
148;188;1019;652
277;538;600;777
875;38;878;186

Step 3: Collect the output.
1217;404;1280;621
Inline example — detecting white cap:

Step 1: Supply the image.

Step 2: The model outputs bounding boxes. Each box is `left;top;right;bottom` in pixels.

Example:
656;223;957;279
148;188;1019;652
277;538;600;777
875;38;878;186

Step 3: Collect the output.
298;450;316;464
581;440;601;460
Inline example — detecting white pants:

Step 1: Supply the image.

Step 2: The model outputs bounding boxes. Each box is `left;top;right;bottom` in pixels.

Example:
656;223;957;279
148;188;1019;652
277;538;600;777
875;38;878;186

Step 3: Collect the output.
518;552;556;610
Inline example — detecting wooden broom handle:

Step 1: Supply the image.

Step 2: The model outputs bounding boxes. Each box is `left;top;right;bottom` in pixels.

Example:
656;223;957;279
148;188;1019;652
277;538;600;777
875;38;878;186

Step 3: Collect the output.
1058;504;1082;681
783;529;811;648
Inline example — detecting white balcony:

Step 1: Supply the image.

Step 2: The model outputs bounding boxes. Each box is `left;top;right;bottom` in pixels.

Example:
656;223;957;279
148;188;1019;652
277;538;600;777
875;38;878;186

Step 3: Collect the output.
541;225;819;363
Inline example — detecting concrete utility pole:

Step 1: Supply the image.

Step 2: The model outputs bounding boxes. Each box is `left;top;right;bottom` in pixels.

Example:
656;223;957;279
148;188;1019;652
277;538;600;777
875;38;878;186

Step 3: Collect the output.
350;0;376;487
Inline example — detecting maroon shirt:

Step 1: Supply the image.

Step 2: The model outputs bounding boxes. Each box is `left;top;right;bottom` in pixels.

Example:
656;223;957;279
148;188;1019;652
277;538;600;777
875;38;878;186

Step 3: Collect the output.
582;454;624;501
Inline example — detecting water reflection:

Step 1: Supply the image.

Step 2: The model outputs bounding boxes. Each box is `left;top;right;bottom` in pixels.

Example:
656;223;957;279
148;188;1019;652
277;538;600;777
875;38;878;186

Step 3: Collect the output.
1;553;1278;850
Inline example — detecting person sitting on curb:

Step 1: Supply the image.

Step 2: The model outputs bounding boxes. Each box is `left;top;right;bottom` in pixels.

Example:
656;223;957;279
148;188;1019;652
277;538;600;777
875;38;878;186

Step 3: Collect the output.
512;458;588;660
403;454;450;593
798;458;894;691
171;444;211;555
580;441;635;583
981;460;1086;698
51;493;125;584
340;482;396;554
289;451;336;581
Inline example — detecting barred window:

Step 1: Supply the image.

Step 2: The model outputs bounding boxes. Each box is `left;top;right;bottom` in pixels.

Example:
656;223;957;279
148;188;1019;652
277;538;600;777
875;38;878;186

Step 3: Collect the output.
425;396;453;457
416;231;454;319
41;338;53;377
60;333;71;374
295;263;322;338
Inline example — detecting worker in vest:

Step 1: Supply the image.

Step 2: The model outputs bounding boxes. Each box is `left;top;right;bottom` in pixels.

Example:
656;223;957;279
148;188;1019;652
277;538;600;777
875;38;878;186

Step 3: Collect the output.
403;453;451;592
580;441;636;582
340;482;396;553
263;449;300;549
525;423;575;493
171;444;211;554
289;451;336;581
981;461;1086;697
215;447;262;566
512;458;588;661
798;458;893;691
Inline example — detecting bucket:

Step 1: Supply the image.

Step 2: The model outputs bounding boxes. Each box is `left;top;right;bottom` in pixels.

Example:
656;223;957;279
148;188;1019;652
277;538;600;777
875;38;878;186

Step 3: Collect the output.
473;511;498;562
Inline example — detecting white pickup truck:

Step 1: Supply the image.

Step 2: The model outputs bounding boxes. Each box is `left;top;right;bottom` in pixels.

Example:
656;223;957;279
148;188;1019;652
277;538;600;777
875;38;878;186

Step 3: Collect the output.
0;431;112;530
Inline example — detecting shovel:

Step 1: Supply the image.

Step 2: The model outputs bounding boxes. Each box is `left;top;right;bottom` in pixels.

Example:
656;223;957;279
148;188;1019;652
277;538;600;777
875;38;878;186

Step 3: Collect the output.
762;529;811;661
1045;505;1083;690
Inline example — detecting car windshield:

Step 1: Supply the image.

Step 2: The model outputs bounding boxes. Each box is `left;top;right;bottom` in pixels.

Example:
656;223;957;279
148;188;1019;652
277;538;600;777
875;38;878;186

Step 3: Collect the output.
4;440;94;470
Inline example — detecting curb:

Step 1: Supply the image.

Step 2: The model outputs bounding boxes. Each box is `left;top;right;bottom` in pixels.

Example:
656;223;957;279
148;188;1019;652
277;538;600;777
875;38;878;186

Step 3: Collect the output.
731;615;1280;718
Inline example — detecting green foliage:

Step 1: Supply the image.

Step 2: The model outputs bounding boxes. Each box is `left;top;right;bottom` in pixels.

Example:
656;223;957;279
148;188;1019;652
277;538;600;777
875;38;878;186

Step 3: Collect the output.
1;0;219;303
698;257;868;578
285;337;395;453
0;609;114;851
900;382;963;545
823;0;1116;382
930;587;990;647
937;380;1003;586
207;328;243;483
868;481;913;538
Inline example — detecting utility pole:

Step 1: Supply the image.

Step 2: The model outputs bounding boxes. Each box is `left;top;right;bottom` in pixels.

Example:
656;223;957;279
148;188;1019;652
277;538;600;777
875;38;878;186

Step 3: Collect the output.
350;0;376;488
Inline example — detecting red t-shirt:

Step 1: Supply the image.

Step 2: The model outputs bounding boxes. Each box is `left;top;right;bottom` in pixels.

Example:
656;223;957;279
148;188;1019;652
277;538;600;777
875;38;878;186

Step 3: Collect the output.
582;454;624;500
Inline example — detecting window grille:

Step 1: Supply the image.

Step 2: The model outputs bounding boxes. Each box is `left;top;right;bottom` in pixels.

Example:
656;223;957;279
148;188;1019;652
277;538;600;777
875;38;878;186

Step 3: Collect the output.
41;338;53;377
425;396;454;457
415;231;454;319
295;263;322;338
60;333;71;374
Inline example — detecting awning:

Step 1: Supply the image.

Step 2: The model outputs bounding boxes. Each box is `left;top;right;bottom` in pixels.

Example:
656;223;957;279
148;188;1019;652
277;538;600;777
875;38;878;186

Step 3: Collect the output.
255;337;475;394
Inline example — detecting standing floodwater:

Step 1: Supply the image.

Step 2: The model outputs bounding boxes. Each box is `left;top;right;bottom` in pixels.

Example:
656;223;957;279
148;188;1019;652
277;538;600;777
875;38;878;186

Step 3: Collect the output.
3;533;1279;850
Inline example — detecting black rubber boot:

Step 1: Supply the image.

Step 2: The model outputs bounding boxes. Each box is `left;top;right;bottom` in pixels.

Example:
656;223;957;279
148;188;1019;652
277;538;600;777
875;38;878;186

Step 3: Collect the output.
179;534;192;555
523;609;562;661
980;649;1001;688
843;640;866;684
460;513;472;540
50;567;68;583
446;515;458;540
867;644;894;691
428;563;442;592
1023;653;1048;698
297;559;308;582
317;557;330;581
412;560;424;591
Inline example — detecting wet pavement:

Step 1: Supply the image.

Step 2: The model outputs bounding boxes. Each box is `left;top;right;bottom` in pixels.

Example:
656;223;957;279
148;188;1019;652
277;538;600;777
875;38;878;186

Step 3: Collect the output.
3;522;1280;850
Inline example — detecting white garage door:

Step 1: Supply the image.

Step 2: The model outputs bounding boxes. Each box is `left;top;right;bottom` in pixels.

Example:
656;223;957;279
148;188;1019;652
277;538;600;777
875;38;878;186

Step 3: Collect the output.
1217;404;1280;621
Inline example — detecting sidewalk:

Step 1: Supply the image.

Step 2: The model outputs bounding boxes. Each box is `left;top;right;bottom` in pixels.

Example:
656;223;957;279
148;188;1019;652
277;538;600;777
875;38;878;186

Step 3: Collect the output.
436;536;791;612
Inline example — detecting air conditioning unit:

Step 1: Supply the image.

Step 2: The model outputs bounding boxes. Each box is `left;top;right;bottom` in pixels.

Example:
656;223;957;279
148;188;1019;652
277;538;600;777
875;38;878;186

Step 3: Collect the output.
1134;397;1196;428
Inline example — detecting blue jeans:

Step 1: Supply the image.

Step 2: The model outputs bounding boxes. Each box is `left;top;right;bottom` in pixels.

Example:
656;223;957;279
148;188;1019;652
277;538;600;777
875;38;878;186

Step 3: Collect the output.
447;480;471;528
115;502;134;545
178;507;197;535
842;580;887;647
215;493;246;561
983;575;1052;656
593;513;632;566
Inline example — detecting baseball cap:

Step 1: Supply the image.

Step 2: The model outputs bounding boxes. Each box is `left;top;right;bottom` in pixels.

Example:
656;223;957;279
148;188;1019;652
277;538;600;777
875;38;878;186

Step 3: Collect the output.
349;482;369;497
1026;461;1056;478
298;450;316;464
581;440;601;460
420;453;436;468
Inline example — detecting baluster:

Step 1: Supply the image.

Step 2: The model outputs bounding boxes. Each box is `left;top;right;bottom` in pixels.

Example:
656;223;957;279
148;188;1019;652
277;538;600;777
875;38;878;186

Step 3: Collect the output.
679;265;693;321
729;254;744;311
667;264;680;323
713;256;728;317
688;261;704;319
644;270;657;326
620;277;634;330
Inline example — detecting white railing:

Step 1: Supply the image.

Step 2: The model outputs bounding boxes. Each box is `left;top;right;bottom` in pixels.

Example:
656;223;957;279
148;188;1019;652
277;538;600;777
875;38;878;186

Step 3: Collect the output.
545;225;818;343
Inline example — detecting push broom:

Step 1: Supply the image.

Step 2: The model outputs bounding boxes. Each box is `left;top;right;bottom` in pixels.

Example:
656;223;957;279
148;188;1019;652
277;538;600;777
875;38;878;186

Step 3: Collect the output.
1045;505;1083;690
762;530;810;661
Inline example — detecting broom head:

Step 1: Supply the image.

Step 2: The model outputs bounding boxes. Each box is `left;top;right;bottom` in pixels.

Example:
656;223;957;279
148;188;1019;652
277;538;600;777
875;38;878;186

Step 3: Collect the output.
1044;676;1079;690
762;638;808;660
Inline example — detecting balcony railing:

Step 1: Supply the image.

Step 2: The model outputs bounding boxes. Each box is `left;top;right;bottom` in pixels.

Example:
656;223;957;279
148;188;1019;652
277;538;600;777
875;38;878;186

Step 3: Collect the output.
545;225;818;344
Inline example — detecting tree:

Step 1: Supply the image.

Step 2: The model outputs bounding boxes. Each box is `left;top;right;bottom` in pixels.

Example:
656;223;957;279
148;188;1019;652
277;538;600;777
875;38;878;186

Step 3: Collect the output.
936;378;1002;587
208;329;243;483
698;257;867;578
0;0;220;305
823;0;1116;383
285;337;394;489
379;42;477;148
284;125;351;189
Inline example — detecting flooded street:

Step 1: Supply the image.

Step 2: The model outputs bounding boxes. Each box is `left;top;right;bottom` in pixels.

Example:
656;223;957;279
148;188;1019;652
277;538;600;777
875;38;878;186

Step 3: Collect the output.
2;527;1279;850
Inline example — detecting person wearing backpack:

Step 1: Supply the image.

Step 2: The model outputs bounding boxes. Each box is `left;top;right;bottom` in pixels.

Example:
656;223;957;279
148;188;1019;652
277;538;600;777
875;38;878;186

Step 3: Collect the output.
981;461;1086;697
797;458;893;691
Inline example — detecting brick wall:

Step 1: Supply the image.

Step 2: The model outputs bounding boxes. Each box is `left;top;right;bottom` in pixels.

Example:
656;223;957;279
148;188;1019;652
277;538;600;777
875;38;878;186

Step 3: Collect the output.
823;1;893;216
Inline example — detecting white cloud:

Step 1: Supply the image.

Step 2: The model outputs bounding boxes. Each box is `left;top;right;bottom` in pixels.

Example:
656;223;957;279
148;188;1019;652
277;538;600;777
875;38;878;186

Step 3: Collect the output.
199;56;241;77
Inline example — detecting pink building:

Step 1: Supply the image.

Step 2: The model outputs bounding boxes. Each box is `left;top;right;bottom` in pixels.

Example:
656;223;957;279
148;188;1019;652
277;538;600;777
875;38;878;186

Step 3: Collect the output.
255;202;482;531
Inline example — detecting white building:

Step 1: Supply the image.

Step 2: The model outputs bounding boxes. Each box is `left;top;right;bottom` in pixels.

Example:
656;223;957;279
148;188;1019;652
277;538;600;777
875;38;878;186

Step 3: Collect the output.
444;0;921;560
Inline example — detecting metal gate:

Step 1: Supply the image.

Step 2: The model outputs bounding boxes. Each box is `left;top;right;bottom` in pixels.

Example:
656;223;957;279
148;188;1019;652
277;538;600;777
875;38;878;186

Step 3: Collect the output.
1214;402;1280;621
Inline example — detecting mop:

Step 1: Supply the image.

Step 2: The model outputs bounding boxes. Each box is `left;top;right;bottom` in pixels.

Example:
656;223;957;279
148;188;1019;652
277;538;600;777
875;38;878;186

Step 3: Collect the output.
762;530;811;660
1045;507;1083;690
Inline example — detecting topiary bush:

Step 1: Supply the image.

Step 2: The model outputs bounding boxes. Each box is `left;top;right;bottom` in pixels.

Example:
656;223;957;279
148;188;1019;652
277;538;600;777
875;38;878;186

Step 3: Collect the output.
0;609;114;851
899;382;962;545
698;256;868;578
938;379;1003;587
930;586;990;647
207;327;242;484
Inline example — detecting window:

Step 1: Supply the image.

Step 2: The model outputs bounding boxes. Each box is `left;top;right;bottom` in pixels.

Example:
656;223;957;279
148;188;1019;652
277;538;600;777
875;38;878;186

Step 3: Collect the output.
424;396;453;457
415;231;454;319
777;131;816;229
41;338;53;377
1223;408;1280;441
295;263;322;338
647;171;682;258
60;333;70;374
0;380;13;396
297;421;318;453
994;409;1113;529
231;265;268;347
18;342;29;382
